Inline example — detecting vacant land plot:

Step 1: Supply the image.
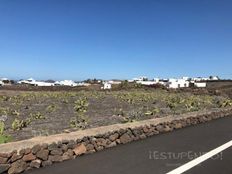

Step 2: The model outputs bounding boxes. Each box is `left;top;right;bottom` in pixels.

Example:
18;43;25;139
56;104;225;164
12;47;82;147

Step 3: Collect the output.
0;89;232;143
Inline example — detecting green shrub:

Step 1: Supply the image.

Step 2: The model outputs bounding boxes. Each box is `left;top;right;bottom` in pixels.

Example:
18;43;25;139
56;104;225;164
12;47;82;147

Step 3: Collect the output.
0;135;12;144
0;121;4;135
12;118;25;131
74;97;89;113
30;112;45;120
0;121;11;144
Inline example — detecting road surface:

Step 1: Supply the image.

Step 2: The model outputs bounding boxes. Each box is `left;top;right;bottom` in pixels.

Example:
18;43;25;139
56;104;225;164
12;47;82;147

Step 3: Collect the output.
26;116;232;174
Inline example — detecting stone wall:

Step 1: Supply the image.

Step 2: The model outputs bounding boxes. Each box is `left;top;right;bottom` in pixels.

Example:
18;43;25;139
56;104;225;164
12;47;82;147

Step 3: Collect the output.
0;108;232;174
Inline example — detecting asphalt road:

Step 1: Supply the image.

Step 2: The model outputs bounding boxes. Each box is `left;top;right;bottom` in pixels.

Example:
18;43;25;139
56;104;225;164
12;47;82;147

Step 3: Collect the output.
26;116;232;174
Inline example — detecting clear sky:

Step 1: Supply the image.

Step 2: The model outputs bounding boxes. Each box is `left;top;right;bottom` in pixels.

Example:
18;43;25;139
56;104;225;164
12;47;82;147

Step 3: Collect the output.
0;0;231;80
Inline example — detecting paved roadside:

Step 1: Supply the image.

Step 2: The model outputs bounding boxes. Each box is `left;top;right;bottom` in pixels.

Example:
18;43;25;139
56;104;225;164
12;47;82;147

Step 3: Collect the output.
25;116;232;174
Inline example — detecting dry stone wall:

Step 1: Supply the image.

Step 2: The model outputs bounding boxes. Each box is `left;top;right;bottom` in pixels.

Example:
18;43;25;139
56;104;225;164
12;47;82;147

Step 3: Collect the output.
0;108;232;174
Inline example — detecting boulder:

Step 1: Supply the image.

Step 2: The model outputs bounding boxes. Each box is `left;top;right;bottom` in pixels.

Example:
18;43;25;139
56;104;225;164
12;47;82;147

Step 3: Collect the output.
0;152;13;158
36;149;49;161
120;133;132;144
30;159;41;168
23;153;36;162
73;144;87;156
174;123;182;129
19;148;34;156
139;134;146;139
61;144;68;152
41;160;52;167
96;138;107;147
32;145;41;154
0;164;10;173
67;140;76;149
10;153;23;162
163;125;172;132
156;124;164;132
62;149;74;161
0;157;8;164
109;133;119;141
50;149;63;156
8;160;27;174
48;155;63;163
48;143;58;151
142;126;149;133
86;144;95;151
106;142;117;148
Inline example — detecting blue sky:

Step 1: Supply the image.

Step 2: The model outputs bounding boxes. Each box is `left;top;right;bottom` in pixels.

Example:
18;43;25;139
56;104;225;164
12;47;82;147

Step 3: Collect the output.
0;0;231;80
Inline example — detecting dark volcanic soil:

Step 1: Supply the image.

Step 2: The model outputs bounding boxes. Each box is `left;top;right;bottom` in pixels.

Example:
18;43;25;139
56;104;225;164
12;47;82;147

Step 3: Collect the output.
0;88;231;142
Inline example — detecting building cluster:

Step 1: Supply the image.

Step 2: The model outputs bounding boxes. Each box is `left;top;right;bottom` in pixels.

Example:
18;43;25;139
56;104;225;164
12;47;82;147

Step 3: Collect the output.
128;76;220;89
0;76;220;89
0;78;90;87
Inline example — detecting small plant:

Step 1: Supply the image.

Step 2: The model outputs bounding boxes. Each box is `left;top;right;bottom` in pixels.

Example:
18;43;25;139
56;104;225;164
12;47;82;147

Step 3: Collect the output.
121;110;143;123
46;104;57;113
70;116;88;129
12;118;27;131
0;135;11;144
30;112;46;120
0;121;4;135
11;110;20;116
218;99;232;108
62;99;69;104
145;107;160;116
74;97;89;113
70;97;89;129
0;121;11;144
116;108;125;116
0;107;10;116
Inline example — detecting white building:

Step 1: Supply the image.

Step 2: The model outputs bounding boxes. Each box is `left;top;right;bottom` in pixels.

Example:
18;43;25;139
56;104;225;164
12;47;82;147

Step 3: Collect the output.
136;81;157;86
17;78;36;85
108;80;122;85
209;76;219;80
130;76;148;82
182;77;190;81
153;78;160;83
18;78;54;86
192;77;206;82
167;78;190;89
0;78;8;81
34;82;55;86
0;81;3;86
55;80;77;87
194;82;207;88
101;82;112;90
76;82;91;87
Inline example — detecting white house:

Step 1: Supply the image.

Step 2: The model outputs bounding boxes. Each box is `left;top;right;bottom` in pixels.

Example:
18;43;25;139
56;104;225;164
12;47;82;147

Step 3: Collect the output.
167;78;190;89
194;82;207;88
108;80;122;85
0;81;3;86
153;78;160;83
130;76;148;82
193;77;211;81
101;82;112;90
18;78;55;86
209;76;219;80
33;82;55;86
17;78;36;85
55;80;77;87
0;78;8;81
76;82;91;87
182;77;190;81
136;81;157;86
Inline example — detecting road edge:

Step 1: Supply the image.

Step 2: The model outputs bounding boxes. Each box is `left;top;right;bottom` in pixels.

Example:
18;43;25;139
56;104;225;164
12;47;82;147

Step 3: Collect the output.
0;108;232;174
